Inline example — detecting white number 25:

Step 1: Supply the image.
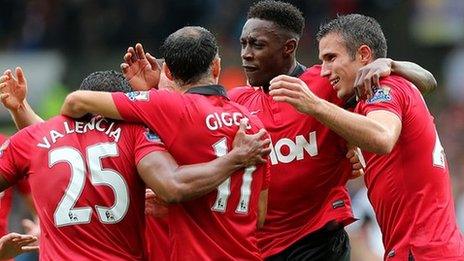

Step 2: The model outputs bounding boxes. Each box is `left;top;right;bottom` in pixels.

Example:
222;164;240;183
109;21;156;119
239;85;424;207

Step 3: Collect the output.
49;143;129;227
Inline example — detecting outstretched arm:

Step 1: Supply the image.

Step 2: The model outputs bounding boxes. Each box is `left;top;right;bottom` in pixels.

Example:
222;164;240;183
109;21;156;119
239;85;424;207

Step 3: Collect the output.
354;58;437;99
0;67;43;129
138;120;271;203
61;90;121;119
270;75;402;154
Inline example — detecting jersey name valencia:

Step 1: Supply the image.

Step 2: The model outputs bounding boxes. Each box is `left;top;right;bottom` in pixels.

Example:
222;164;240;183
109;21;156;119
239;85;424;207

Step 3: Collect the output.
37;117;122;149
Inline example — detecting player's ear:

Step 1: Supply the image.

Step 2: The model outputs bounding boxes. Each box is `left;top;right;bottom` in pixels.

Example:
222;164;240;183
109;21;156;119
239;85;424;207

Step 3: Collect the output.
163;63;174;81
283;38;298;57
358;44;372;64
212;56;221;81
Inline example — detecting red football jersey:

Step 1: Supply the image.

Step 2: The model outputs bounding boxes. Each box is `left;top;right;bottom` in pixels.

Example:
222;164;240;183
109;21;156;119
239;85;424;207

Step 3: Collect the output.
0;133;31;261
0;181;30;236
145;215;169;261
229;65;355;258
355;75;464;260
0;115;165;261
112;85;270;260
0;188;13;238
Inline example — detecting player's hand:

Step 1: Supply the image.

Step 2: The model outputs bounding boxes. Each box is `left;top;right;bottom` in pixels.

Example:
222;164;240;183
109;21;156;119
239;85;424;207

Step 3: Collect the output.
354;58;393;100
22;218;40;240
269;75;321;114
145;189;169;218
121;43;161;91
346;147;366;179
231;119;271;167
0;232;39;260
0;67;28;111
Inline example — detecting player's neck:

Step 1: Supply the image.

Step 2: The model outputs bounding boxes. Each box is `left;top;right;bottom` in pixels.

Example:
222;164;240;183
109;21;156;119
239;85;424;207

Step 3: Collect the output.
261;59;299;93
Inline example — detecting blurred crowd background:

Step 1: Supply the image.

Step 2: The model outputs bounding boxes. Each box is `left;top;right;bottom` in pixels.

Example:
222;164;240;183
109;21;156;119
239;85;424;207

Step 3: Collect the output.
1;0;464;260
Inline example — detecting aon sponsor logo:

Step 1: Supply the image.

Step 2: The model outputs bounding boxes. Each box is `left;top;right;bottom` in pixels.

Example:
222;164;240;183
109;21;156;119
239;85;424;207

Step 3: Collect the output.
269;132;318;165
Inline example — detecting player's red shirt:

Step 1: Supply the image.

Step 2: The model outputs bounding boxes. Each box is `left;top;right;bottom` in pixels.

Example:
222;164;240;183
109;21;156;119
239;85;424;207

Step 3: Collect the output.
0;188;13;238
112;85;270;260
0;134;32;261
0;134;12;237
355;75;464;260
0;134;31;234
0;115;165;261
0;181;30;236
0;179;31;261
145;215;169;261
229;65;355;257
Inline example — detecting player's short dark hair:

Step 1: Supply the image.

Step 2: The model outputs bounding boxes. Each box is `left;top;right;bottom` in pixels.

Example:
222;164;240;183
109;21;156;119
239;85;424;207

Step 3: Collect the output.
247;0;305;39
160;26;218;85
316;14;387;60
79;70;133;93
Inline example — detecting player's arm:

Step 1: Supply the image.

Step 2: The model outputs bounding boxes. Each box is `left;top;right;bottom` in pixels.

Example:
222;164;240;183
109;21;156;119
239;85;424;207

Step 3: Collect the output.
354;58;437;99
390;60;436;93
0;67;44;129
257;189;268;229
0;232;38;260
61;90;122;119
270;76;402;154
301;100;401;154
138;121;271;203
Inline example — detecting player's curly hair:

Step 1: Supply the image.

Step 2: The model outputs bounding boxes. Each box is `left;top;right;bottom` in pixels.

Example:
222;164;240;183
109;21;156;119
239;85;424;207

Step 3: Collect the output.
247;0;304;39
79;70;133;93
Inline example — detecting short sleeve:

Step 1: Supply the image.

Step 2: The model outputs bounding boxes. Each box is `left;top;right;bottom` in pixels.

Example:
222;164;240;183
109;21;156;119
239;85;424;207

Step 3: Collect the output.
111;90;185;145
356;83;404;120
0;133;30;184
112;91;155;123
131;125;167;165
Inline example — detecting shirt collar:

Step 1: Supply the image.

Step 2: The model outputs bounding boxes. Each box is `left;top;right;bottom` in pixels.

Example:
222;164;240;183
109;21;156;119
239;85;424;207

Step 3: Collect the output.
289;62;307;78
185;84;229;100
344;94;358;109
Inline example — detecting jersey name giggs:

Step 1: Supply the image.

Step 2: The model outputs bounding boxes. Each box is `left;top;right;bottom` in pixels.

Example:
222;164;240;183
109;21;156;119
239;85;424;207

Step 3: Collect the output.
269;132;318;165
205;112;251;131
37;117;122;149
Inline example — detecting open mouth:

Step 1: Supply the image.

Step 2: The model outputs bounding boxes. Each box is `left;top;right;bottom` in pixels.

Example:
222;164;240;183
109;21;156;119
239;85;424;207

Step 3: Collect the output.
330;77;340;87
243;66;258;73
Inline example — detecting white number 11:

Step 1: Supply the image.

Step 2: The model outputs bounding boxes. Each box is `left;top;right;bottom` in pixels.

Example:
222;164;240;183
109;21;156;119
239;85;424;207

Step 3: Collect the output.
211;138;256;214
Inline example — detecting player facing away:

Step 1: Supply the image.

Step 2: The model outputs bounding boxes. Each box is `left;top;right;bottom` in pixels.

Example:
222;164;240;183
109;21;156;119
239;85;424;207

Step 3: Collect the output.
61;27;271;260
269;14;464;260
0;70;270;261
231;1;438;260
